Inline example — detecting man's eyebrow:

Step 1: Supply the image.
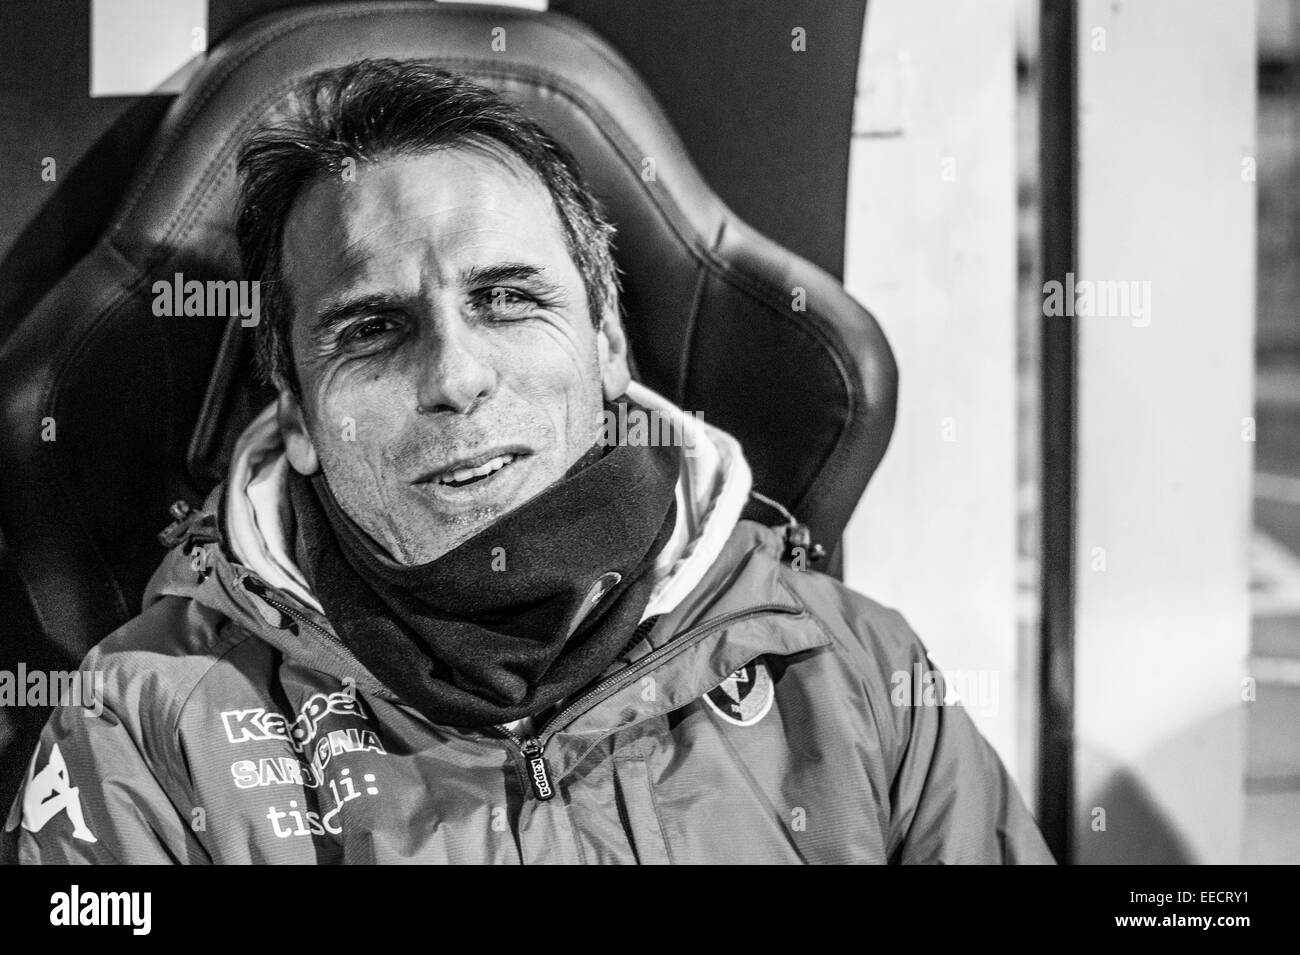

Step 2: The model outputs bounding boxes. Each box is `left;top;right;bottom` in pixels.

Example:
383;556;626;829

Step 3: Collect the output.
461;262;564;294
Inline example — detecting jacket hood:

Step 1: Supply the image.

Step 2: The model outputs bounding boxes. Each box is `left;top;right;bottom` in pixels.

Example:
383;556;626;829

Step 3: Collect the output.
221;380;752;618
143;382;768;700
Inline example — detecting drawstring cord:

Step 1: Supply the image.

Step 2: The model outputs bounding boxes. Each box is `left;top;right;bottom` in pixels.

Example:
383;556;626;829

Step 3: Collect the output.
748;491;826;567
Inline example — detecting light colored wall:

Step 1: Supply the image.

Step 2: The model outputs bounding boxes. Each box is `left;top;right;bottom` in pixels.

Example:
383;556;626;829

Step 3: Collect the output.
842;0;1025;786
1073;0;1255;864
91;0;208;96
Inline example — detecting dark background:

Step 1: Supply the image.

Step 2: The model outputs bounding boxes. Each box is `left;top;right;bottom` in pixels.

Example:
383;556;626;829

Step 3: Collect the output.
0;0;866;338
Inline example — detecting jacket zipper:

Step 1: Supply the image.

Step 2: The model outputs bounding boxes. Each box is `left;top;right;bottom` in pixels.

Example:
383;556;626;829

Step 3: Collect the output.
494;602;801;800
236;574;350;653
237;570;800;803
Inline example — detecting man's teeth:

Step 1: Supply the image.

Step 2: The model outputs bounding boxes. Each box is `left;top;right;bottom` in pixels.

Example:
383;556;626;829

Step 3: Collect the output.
437;454;515;486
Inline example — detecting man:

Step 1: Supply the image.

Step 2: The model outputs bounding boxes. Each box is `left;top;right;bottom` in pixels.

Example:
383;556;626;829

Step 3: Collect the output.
5;60;1052;864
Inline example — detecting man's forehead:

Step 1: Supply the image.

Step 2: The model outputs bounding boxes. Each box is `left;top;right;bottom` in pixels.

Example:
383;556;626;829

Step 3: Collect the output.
283;148;571;291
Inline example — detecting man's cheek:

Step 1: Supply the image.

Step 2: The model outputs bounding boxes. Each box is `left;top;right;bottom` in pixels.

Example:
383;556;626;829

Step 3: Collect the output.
503;315;594;368
308;395;357;449
506;337;598;396
313;374;403;447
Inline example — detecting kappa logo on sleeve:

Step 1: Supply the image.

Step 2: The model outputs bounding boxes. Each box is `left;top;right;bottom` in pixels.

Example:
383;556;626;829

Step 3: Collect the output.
21;743;97;843
704;659;775;727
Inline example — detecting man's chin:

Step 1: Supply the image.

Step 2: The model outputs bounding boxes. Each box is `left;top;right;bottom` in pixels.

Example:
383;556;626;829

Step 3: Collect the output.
398;450;576;560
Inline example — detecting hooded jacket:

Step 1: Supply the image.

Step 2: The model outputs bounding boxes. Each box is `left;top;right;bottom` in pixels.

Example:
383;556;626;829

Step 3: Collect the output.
5;384;1053;864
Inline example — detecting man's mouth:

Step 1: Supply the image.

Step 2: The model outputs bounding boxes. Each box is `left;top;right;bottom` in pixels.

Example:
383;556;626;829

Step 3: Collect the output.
434;452;517;488
413;447;532;492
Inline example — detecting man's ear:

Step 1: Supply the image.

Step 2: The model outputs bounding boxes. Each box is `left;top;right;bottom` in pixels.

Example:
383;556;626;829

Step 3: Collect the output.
597;305;632;400
277;388;320;475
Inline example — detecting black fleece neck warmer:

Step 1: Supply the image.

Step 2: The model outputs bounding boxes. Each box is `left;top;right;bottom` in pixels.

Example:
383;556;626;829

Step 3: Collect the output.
288;399;680;729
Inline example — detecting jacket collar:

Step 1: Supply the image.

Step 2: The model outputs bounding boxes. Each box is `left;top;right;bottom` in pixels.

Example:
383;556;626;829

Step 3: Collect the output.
219;380;754;624
543;521;829;778
145;384;822;747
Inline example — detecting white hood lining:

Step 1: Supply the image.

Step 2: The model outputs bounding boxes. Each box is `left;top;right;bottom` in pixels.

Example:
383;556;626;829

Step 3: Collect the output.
225;381;753;624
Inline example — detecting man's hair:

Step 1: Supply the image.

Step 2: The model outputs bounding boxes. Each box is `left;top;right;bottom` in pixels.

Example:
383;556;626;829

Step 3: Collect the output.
235;58;620;396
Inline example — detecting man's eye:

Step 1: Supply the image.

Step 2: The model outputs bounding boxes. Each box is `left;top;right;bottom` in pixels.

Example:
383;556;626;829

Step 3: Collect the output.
340;316;398;345
476;287;537;316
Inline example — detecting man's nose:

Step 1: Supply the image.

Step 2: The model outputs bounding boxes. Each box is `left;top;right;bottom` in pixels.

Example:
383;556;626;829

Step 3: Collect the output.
414;313;497;415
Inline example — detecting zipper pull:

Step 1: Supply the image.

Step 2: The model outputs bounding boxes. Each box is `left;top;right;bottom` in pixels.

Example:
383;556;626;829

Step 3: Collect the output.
236;575;296;631
521;740;555;801
157;499;223;551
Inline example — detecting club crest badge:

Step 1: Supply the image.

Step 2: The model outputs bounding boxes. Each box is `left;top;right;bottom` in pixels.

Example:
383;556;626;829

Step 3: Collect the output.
704;659;774;727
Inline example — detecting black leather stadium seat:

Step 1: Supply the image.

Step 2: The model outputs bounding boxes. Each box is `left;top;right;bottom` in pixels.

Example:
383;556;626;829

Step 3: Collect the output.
0;2;896;810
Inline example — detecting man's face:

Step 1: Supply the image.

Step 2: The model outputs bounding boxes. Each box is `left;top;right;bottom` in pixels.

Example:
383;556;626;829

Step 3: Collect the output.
277;147;630;564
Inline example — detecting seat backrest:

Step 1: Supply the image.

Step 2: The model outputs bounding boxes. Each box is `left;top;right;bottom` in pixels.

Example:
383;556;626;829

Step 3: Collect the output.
0;1;896;678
